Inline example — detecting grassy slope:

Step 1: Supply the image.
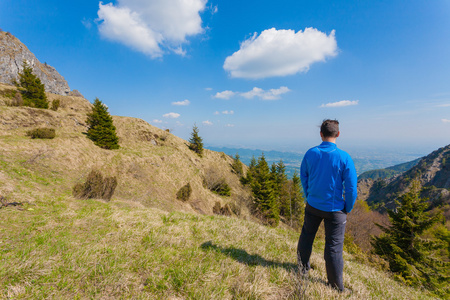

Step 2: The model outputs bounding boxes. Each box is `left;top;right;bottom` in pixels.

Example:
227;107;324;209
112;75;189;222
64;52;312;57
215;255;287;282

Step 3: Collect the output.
0;85;439;299
0;196;437;299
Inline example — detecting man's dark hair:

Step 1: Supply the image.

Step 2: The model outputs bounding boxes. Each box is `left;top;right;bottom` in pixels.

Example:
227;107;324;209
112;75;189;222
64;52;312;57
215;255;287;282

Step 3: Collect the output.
320;119;339;138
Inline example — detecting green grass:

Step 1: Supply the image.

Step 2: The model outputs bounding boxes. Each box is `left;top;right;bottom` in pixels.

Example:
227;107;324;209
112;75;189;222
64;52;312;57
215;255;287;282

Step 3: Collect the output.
0;196;440;299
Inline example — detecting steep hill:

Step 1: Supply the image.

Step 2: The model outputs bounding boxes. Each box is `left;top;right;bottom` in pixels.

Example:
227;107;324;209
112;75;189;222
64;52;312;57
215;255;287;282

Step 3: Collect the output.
357;144;450;216
0;31;73;96
0;83;251;218
357;158;421;180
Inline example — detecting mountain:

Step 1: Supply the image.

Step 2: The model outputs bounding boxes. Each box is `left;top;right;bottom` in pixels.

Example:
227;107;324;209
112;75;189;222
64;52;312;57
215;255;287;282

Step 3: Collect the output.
0;31;74;96
358;144;450;215
0;82;252;218
357;158;421;180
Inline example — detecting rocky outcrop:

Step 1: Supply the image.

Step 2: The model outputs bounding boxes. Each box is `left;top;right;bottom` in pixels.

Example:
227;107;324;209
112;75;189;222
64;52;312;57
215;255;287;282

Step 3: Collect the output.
0;31;70;95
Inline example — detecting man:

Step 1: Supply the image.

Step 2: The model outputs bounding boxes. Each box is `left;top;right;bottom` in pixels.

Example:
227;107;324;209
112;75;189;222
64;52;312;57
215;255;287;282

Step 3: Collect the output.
298;119;357;292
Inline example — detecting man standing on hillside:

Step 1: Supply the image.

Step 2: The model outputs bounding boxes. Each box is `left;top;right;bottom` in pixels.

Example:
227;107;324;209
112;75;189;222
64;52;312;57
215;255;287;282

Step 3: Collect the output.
298;119;357;292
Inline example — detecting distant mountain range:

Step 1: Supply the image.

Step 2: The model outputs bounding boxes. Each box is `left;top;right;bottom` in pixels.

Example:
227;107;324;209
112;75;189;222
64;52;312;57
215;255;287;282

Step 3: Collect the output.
207;146;425;179
358;144;450;217
357;158;421;180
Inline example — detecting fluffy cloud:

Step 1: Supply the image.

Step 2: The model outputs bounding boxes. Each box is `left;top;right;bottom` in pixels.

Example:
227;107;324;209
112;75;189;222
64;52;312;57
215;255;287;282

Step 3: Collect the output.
214;90;236;100
224;28;337;79
172;99;190;106
320;100;359;108
202;120;213;126
97;0;207;58
442;119;450;123
163;112;180;118
241;86;290;100
153;119;163;123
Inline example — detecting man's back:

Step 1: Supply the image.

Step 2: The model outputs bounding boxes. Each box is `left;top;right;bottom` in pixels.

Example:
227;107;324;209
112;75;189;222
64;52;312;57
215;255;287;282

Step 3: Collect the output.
300;141;357;213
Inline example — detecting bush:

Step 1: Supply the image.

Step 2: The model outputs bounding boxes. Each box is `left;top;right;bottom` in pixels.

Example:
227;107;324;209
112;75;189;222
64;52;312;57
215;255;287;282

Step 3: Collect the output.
26;128;56;139
203;168;231;196
176;183;192;202
73;170;118;201
213;201;232;216
51;99;60;111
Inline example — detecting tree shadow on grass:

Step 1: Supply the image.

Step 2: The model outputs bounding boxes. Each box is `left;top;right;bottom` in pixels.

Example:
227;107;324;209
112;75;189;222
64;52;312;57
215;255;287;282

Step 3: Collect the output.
200;241;297;272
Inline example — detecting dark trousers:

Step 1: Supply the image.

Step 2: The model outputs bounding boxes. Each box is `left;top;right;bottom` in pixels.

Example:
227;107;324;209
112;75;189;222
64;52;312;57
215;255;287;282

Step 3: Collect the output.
297;203;347;291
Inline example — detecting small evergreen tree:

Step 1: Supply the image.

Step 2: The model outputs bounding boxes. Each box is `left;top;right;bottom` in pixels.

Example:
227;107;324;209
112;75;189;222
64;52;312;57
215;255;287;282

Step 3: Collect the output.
251;154;279;226
231;153;243;177
289;171;305;228
18;61;48;109
188;124;203;157
86;98;120;149
240;155;257;185
371;181;449;295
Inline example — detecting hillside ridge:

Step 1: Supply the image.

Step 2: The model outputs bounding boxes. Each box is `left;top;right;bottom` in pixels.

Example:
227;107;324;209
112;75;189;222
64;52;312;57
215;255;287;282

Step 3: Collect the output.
357;144;450;217
0;82;251;218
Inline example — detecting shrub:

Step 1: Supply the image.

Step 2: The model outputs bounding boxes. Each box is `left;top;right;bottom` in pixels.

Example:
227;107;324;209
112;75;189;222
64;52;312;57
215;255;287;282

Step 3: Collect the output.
72;170;118;201
5;90;24;107
176;183;192;202
213;201;232;216
86;98;120;149
26;128;56;139
51;99;60;111
204;168;231;196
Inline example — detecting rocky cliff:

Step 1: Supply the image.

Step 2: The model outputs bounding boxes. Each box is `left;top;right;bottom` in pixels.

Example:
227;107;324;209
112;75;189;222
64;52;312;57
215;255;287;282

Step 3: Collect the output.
0;31;71;95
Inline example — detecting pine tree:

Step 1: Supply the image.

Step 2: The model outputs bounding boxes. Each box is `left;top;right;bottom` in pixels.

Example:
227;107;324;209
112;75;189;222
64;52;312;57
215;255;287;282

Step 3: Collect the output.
18;61;48;108
231;153;243;177
86;98;120;149
371;181;449;295
240;155;256;185
188;124;203;157
251;154;279;226
289;171;305;228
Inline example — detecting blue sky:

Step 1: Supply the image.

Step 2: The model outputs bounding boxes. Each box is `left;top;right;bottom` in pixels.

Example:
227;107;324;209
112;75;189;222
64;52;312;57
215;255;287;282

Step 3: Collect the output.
1;0;449;153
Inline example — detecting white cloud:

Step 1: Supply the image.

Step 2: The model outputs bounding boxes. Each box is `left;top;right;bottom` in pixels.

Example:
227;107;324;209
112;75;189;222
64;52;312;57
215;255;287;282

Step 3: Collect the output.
222;110;234;115
320;100;359;108
163;112;180;118
225;124;235;127
224;27;337;79
97;0;207;58
437;103;450;107
153;119;163;123
442;119;450;123
241;86;290;100
172;99;190;106
214;111;220;115
214;90;236;100
202;120;213;126
204;87;213;91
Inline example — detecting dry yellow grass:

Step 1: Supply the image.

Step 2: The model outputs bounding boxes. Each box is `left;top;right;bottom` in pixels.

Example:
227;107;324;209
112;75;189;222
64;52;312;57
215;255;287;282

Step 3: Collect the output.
0;83;250;217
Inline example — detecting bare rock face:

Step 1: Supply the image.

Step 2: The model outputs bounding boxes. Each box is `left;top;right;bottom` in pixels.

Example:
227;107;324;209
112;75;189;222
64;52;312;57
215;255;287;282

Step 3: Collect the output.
0;31;70;96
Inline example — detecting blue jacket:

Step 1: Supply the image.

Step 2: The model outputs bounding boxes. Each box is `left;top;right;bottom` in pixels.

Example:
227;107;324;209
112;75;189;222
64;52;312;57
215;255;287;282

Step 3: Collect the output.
300;141;358;213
